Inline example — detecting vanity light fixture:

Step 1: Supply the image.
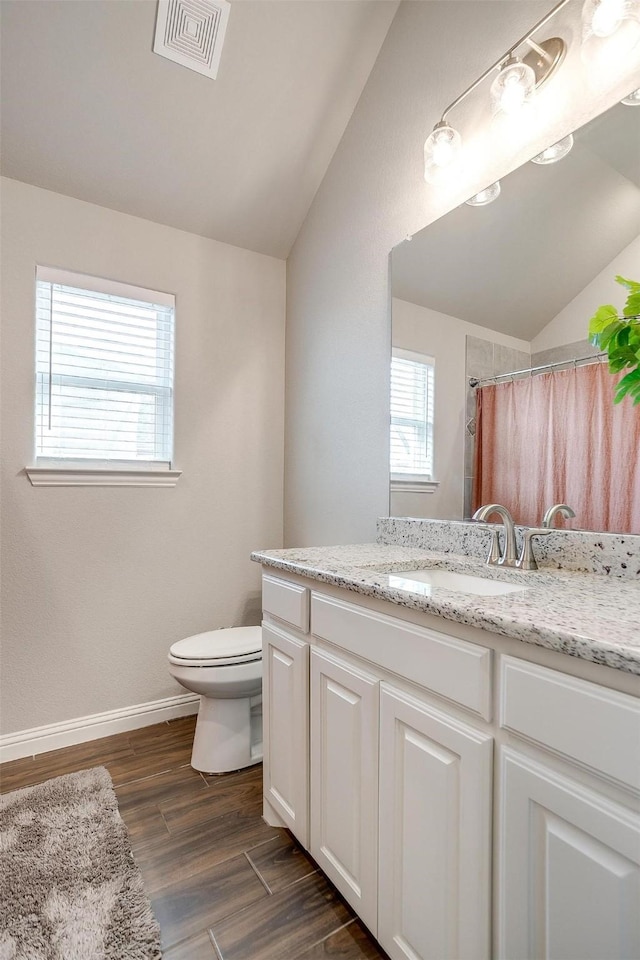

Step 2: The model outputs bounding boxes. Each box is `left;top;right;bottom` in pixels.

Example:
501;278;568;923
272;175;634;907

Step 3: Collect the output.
531;133;574;162
465;180;502;205
424;0;640;184
423;0;571;183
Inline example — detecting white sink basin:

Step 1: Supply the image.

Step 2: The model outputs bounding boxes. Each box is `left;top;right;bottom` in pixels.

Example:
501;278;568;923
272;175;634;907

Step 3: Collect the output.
386;568;527;598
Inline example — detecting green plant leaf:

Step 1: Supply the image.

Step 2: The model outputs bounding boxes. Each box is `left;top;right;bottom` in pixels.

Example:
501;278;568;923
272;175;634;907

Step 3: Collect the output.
589;279;640;405
607;332;638;369
614;368;640;403
608;354;633;373
588;305;619;339
595;319;626;352
615;276;640;294
615;325;631;347
626;378;640;398
623;293;640;318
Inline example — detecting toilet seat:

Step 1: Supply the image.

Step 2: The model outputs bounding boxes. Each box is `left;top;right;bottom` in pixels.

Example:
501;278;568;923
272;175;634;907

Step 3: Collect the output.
168;626;262;668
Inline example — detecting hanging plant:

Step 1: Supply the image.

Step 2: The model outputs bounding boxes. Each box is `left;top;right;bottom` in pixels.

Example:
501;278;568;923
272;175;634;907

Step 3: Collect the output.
589;276;640;404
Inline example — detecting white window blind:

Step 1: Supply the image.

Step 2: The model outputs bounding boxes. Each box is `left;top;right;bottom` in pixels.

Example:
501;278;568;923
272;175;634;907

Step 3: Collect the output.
390;349;435;480
35;267;175;465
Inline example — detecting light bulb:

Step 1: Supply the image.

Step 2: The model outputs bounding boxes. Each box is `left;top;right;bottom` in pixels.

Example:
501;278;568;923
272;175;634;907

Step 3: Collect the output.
531;134;574;164
582;0;640;40
490;57;536;115
622;86;640;103
592;0;625;35
465;181;501;206
423;122;462;183
432;137;455;166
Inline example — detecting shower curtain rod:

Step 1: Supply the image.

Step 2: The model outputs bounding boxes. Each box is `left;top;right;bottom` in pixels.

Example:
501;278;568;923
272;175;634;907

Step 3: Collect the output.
469;352;608;388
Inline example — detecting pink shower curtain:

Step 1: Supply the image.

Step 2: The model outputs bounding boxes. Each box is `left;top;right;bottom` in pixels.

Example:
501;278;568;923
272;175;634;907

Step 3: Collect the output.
472;362;640;534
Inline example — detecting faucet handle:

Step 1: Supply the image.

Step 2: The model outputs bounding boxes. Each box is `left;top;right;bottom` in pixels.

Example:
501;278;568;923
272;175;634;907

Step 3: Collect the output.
473;522;502;565
518;527;552;571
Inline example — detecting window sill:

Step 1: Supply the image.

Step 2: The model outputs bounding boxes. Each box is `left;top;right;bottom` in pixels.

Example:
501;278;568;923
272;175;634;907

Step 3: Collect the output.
25;466;182;487
390;478;439;494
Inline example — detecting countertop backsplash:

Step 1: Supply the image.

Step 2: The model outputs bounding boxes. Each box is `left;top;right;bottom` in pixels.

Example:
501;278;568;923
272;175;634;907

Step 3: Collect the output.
376;517;640;580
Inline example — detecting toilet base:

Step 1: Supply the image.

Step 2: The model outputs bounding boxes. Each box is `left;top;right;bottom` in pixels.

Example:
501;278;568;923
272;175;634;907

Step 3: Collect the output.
191;694;263;774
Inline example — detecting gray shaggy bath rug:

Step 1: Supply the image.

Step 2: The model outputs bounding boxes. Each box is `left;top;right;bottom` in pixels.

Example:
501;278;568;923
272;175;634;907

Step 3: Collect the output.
0;766;162;960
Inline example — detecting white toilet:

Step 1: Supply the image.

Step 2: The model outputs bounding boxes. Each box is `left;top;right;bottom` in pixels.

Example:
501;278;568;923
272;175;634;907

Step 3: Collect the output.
168;626;263;774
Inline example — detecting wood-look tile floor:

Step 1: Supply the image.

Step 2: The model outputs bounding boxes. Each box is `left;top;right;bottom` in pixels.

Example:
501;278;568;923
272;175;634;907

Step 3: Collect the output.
0;716;389;960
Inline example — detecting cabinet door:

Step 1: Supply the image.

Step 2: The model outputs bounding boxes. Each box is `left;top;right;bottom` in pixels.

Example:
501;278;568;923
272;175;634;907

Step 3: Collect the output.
378;684;493;960
310;648;379;934
497;747;640;960
262;622;309;846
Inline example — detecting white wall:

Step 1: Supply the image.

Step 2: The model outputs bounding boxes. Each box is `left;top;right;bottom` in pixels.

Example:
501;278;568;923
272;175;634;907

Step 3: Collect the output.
0;178;285;736
285;0;640;547
531;235;640;353
391;298;529;520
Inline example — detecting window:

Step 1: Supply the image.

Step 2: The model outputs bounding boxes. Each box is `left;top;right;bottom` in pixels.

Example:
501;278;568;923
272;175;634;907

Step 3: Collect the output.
390;349;435;485
29;267;179;486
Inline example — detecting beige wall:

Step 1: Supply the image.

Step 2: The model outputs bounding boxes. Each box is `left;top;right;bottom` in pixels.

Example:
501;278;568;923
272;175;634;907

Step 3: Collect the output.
285;0;640;547
531;235;640;354
391;298;529;520
0;178;285;735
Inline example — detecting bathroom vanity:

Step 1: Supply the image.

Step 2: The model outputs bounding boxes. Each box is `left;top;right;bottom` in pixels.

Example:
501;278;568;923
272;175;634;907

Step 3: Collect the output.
252;532;640;960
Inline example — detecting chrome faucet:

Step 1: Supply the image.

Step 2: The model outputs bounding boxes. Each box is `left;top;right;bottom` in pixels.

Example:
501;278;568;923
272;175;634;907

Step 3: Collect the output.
472;503;519;567
473;503;553;570
542;503;576;528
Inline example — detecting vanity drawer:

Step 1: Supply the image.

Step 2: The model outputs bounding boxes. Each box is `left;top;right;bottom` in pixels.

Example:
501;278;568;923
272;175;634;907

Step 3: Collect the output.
500;656;640;792
262;574;310;633
310;592;492;720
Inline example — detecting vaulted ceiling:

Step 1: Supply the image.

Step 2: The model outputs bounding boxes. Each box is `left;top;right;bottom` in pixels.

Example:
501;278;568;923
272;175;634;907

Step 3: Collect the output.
0;0;398;258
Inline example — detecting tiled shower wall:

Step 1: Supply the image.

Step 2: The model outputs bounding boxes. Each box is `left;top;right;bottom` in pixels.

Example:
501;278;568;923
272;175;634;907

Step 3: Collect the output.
464;336;530;518
530;338;600;367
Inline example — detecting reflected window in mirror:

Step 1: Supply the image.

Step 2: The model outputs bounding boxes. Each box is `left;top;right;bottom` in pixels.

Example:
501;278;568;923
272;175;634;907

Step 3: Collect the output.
390;349;435;486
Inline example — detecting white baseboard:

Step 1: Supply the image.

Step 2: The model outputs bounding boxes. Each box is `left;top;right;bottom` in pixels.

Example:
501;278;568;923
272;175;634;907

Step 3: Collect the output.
0;693;200;763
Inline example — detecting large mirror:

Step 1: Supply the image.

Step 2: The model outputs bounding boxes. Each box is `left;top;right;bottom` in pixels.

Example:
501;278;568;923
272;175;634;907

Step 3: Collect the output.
390;101;640;534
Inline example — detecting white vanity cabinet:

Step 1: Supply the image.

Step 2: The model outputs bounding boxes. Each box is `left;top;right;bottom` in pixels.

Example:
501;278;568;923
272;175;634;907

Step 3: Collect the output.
262;573;494;958
496;657;640;960
310;648;379;932
261;576;310;846
498;749;640;960
259;570;640;960
310;586;495;957
378;685;493;960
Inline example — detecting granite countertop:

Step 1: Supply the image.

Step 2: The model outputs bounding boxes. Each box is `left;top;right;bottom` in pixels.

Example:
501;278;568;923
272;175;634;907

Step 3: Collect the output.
251;543;640;676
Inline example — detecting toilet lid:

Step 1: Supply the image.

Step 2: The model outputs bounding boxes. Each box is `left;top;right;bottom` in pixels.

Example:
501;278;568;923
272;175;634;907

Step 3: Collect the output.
169;626;262;662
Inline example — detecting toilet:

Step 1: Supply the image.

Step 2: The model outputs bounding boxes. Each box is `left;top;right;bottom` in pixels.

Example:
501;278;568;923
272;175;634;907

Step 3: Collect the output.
168;626;263;774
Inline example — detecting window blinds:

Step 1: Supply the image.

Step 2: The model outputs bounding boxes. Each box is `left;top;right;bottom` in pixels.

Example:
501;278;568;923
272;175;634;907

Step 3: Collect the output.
35;267;175;464
390;351;435;479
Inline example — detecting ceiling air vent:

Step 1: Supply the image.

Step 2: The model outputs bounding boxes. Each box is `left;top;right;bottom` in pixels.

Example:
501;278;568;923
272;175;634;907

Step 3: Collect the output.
153;0;230;79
